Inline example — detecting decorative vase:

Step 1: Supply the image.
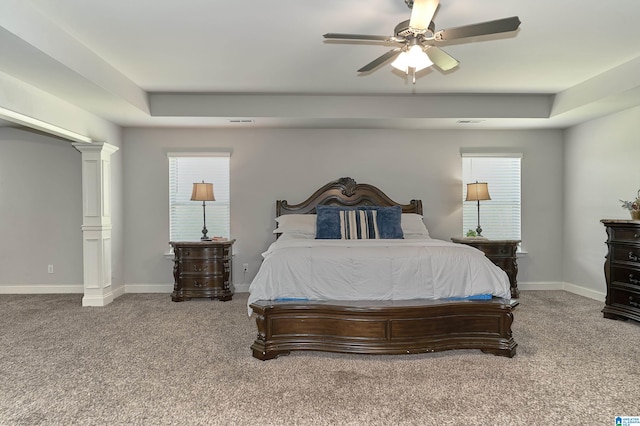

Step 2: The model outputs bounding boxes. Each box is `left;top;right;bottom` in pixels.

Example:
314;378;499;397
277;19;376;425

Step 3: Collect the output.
631;210;640;221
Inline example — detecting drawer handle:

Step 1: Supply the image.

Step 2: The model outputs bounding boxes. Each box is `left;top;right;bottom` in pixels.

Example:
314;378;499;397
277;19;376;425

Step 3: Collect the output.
630;274;640;285
635;234;640;239
193;265;207;272
194;280;204;288
629;252;639;262
631;296;640;308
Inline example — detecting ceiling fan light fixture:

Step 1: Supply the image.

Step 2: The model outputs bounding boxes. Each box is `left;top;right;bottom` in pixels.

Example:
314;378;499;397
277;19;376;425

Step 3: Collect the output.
407;44;433;71
391;45;433;73
391;51;410;72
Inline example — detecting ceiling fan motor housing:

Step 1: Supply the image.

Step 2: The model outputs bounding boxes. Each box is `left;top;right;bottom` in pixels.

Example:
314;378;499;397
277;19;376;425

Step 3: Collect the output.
395;19;435;38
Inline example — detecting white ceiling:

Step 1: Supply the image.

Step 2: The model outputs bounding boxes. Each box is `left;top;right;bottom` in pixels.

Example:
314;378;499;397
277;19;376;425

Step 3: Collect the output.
2;0;640;130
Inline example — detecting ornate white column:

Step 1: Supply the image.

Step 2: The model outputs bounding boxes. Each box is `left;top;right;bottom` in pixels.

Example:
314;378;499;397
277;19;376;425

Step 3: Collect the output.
72;142;119;307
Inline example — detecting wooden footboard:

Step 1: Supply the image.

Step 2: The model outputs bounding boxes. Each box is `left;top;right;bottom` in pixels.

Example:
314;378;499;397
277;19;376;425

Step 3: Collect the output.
250;298;518;360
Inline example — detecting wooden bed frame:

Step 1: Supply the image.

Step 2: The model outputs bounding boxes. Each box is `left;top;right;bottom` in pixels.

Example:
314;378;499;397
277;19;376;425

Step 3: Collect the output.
250;177;518;360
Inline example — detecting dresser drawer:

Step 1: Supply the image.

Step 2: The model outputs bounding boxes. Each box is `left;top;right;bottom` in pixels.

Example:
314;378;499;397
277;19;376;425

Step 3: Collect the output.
609;287;640;310
611;266;640;288
610;227;640;243
611;245;640;264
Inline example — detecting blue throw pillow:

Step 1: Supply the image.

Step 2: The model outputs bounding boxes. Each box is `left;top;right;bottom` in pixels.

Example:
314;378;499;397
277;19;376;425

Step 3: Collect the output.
315;205;403;239
315;205;343;239
373;205;403;239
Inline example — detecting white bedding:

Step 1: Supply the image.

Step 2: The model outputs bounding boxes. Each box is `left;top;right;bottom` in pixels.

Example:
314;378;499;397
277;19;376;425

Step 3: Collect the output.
247;238;511;315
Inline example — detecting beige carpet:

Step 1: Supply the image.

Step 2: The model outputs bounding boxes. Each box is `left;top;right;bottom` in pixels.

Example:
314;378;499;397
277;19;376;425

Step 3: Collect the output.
1;290;639;425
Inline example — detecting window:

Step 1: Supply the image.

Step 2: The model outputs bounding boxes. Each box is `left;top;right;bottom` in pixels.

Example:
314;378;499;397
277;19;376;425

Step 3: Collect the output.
168;152;230;241
462;153;521;240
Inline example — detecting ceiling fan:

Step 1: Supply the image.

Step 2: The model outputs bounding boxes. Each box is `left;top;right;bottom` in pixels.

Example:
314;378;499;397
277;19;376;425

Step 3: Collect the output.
323;0;521;83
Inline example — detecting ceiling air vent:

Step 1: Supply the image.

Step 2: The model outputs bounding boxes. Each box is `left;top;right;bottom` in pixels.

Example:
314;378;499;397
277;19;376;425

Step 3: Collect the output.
229;119;255;124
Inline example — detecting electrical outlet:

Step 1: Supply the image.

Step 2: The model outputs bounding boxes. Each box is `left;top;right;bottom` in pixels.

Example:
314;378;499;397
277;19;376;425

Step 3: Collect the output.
242;263;249;273
47;265;54;274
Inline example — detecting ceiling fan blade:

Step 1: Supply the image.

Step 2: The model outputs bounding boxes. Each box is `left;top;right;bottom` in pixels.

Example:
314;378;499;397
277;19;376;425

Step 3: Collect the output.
409;0;439;31
358;49;401;73
324;33;392;42
424;46;458;71
435;16;521;41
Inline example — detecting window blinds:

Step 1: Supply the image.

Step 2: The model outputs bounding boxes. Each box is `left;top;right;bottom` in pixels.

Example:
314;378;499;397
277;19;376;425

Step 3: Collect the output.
168;152;230;241
462;154;521;240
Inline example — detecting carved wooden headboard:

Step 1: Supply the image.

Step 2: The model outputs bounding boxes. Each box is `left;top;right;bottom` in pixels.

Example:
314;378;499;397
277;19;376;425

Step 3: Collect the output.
275;177;423;217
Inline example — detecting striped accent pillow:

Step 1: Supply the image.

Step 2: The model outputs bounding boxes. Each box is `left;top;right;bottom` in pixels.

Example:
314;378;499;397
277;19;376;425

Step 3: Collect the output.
339;209;380;239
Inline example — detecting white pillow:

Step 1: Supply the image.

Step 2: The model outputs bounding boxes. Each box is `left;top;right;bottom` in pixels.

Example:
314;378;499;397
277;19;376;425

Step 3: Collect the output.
401;214;430;238
273;214;316;235
275;232;315;241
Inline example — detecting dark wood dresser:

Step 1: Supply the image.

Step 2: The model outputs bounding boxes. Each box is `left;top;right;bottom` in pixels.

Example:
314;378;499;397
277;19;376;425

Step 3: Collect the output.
601;220;640;322
170;240;235;302
451;238;521;298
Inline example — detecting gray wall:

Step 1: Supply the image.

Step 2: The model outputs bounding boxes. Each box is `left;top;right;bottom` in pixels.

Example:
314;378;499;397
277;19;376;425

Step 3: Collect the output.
123;127;564;290
0;125;124;292
563;105;640;296
0;128;83;287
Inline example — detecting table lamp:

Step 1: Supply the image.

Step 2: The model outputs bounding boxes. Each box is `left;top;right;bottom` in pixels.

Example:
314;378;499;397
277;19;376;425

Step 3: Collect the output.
191;181;215;240
465;181;491;237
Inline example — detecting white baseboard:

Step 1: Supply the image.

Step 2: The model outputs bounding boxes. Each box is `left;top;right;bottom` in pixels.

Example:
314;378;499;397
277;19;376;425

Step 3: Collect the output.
0;282;605;303
518;281;564;291
0;284;84;294
233;283;250;293
518;281;605;302
562;282;605;302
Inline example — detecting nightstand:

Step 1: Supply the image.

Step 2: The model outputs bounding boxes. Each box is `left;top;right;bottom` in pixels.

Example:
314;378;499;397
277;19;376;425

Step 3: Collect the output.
170;239;235;302
451;237;521;298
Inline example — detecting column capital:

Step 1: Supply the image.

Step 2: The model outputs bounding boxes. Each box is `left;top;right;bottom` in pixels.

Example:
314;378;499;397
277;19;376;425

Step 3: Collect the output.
72;141;119;156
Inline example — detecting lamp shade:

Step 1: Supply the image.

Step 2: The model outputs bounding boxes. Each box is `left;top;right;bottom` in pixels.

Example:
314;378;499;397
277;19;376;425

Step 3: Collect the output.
190;182;215;201
465;182;491;201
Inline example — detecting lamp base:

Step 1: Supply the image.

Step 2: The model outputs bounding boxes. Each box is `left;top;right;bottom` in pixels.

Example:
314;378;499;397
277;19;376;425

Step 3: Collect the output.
201;225;209;241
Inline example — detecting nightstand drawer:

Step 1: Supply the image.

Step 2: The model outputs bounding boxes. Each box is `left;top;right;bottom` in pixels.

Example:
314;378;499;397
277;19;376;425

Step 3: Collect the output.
179;260;227;275
180;276;227;289
175;246;229;260
475;244;517;258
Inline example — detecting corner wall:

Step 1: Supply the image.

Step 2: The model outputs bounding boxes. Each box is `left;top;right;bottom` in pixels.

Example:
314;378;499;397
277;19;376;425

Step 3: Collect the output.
563;105;640;299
